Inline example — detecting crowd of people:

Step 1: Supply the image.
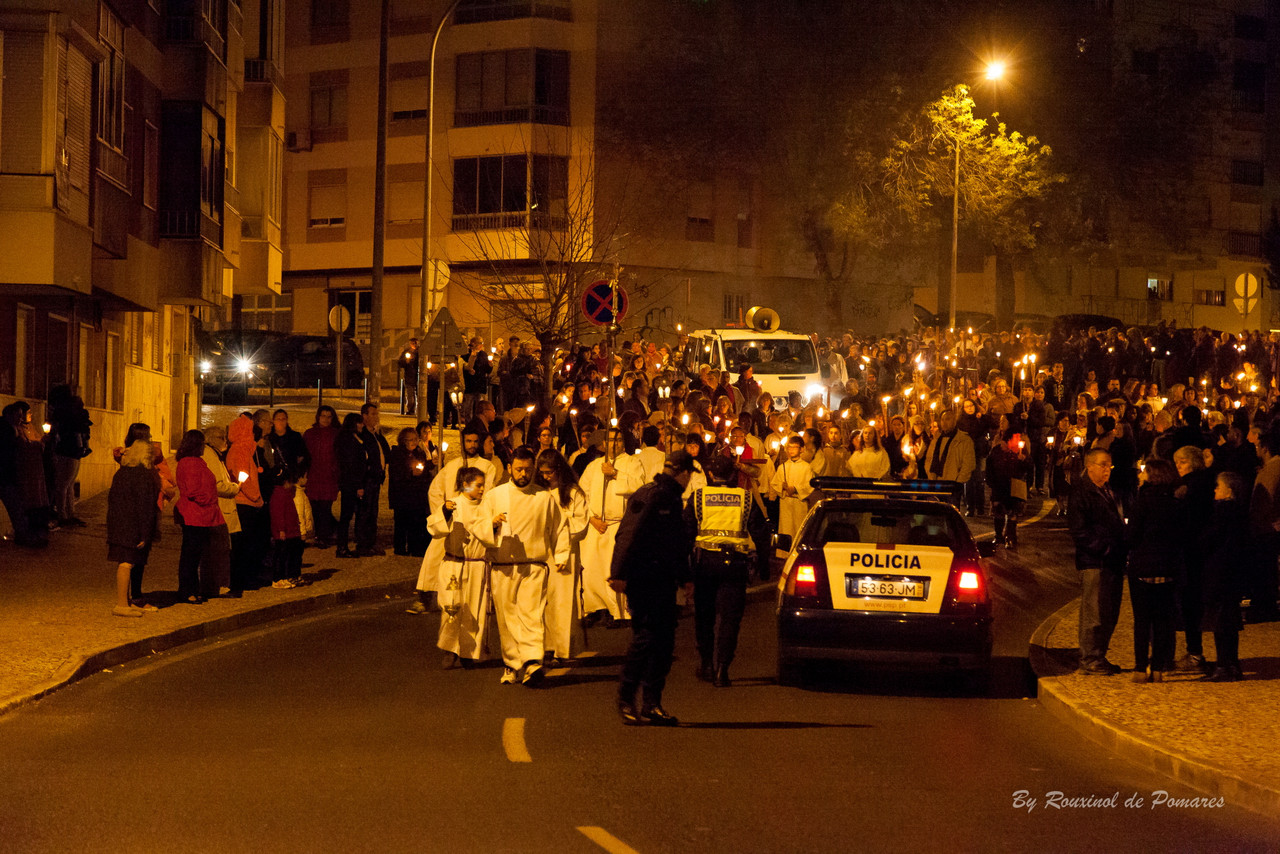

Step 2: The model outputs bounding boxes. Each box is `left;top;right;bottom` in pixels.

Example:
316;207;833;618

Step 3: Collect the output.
6;315;1279;702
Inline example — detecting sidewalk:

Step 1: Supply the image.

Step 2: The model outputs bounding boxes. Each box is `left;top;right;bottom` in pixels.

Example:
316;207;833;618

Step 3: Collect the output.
0;492;418;716
1031;592;1280;817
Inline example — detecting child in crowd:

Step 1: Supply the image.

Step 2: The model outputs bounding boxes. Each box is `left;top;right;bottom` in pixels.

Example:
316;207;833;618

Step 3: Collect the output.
428;467;492;667
270;471;311;589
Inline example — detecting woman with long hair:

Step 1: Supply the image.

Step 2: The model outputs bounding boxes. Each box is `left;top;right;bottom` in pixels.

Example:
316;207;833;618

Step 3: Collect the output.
334;412;365;559
537;449;589;661
175;429;230;603
847;428;890;479
105;439;161;616
303;405;340;547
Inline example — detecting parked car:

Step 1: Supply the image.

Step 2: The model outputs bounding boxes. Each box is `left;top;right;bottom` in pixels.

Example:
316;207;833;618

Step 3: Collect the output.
198;330;364;402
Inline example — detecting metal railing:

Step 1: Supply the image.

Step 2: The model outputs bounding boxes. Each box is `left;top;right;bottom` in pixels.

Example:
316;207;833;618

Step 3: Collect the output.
1227;231;1262;257
455;0;571;24
454;105;569;127
451;210;568;232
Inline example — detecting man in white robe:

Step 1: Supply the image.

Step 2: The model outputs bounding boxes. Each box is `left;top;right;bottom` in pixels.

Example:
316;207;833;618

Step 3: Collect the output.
428;466;493;665
635;425;667;483
469;448;568;686
770;435;815;543
412;422;498;613
579;429;643;624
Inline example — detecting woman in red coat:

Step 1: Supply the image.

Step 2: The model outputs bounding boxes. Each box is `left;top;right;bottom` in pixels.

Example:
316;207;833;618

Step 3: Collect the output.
175;430;230;603
303;405;340;547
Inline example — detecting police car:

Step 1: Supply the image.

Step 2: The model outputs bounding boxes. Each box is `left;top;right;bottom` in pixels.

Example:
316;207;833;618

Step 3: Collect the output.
775;478;994;686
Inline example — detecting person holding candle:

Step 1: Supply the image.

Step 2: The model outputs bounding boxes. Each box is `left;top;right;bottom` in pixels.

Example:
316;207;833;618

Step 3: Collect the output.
770;436;815;544
389;426;433;557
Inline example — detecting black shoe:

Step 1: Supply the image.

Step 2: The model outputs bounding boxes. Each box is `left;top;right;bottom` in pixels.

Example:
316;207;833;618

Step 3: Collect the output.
617;701;641;726
713;667;731;688
335;547;355;559
639;706;679;726
1200;666;1235;682
1078;659;1120;676
1177;653;1209;674
695;663;714;682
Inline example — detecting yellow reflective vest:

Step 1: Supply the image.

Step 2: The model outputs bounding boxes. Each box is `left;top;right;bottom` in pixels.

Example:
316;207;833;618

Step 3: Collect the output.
695;486;755;553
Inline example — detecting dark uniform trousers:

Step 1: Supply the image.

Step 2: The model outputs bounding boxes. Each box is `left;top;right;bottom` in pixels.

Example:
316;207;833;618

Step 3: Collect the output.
619;596;679;709
694;548;750;669
355;481;382;552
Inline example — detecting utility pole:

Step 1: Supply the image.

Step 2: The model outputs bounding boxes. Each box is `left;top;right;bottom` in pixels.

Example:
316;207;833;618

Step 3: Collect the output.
368;0;391;404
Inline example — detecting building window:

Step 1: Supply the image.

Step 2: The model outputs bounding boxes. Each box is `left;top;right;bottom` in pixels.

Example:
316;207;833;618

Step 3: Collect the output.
268;132;283;225
1146;276;1172;301
1194;288;1226;307
723;293;750;325
452;155;568;231
390;77;428;121
1231;160;1264;186
97;3;128;187
200;108;225;223
241;293;294;332
1233;60;1266;113
686;181;714;242
309;184;347;227
455;49;569;126
332;290;371;344
1235;14;1266;41
310;0;349;41
455;0;572;25
310;83;347;131
388;181;424;223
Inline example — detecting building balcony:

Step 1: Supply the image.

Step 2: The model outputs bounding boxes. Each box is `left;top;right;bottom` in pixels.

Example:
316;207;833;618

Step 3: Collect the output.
245;58;282;87
454;105;569;127
1227;231;1262;257
455;0;572;24
157;238;227;306
0;175;92;295
451;210;567;232
160;208;223;245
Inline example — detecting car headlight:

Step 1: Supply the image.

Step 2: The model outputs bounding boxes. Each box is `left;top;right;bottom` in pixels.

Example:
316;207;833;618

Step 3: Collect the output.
237;359;253;374
199;361;212;373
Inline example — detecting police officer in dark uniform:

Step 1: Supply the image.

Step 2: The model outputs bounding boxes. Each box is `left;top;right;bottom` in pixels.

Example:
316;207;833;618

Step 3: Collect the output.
688;454;769;687
610;450;696;726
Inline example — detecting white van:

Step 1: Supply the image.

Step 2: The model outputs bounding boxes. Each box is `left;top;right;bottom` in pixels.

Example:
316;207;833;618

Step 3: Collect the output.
683;310;827;407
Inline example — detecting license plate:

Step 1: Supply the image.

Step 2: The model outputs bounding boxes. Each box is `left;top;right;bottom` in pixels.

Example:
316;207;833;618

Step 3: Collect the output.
849;576;927;599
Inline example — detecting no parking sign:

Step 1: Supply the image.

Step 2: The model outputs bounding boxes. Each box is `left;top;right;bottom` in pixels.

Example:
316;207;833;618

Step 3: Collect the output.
581;280;628;327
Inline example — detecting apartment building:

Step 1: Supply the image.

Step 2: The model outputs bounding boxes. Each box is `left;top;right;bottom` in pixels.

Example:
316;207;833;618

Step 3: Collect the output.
278;0;828;388
0;0;285;500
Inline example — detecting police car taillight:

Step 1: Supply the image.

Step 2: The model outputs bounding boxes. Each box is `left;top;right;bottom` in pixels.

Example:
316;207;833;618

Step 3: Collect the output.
785;548;832;606
942;559;989;610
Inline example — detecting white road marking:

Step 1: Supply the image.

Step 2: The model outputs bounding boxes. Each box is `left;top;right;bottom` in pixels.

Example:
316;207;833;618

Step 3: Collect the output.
502;717;532;763
577;826;641;854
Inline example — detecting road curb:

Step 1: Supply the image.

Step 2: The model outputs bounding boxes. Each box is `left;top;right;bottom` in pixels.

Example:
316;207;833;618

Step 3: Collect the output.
1029;596;1280;818
0;578;416;718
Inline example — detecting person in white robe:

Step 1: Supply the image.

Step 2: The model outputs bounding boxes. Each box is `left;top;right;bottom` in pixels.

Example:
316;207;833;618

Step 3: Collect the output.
537;449;589;660
469;449;568;686
579;429;643;624
635;426;667;483
429;466;494;665
770;435;815;542
413;423;498;612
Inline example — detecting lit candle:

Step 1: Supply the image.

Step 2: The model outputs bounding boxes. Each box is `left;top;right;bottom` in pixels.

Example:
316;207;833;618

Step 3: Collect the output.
867;419;876;428
589;397;597;404
441;441;449;453
841;409;850;419
681;414;689;425
734;445;745;457
611;418;618;427
42;423;51;434
526;405;535;412
238;470;249;484
1047;435;1055;446
415;461;425;472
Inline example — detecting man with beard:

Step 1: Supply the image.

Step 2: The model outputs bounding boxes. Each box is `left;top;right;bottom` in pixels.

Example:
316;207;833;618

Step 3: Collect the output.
410;420;499;614
470;448;568;686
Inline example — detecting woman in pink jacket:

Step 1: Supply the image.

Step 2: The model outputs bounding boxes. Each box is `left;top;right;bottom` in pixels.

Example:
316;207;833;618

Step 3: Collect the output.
175;430;230;603
303;405;340;547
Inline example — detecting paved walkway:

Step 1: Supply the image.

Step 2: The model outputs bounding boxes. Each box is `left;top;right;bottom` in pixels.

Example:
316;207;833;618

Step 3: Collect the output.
1032;592;1280;817
0;491;418;716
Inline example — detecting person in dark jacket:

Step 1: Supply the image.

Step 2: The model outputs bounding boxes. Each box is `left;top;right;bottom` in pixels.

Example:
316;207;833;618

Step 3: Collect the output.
47;383;92;527
987;417;1029;548
335;413;365;559
1200;472;1250;681
1068;448;1128;675
354;402;392;556
609;450;695;726
1126;458;1183;683
267;409;311;483
106;439;162;616
303;406;341;547
388;426;432;556
957;398;994;516
1174;444;1216;674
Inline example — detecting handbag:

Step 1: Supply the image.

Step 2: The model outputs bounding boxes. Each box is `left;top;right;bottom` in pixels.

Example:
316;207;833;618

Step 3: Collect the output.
1010;478;1028;501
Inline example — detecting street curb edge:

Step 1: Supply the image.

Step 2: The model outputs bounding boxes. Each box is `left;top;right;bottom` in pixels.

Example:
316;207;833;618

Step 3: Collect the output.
0;578;416;718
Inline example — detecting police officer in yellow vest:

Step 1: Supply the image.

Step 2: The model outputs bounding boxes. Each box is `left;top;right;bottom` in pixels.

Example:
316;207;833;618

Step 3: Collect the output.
686;453;768;687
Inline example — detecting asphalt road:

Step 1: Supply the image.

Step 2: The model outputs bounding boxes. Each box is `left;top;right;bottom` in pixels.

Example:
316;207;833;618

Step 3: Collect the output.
5;508;1280;853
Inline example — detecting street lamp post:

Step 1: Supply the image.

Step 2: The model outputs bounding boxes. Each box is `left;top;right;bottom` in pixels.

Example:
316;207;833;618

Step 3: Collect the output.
947;60;1005;331
417;0;463;416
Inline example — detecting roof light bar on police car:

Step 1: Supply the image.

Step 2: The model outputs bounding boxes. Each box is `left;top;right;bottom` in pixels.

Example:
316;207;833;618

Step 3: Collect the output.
809;477;963;502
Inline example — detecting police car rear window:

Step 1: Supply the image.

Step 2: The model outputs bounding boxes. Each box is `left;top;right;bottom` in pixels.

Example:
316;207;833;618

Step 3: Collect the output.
812;508;961;549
